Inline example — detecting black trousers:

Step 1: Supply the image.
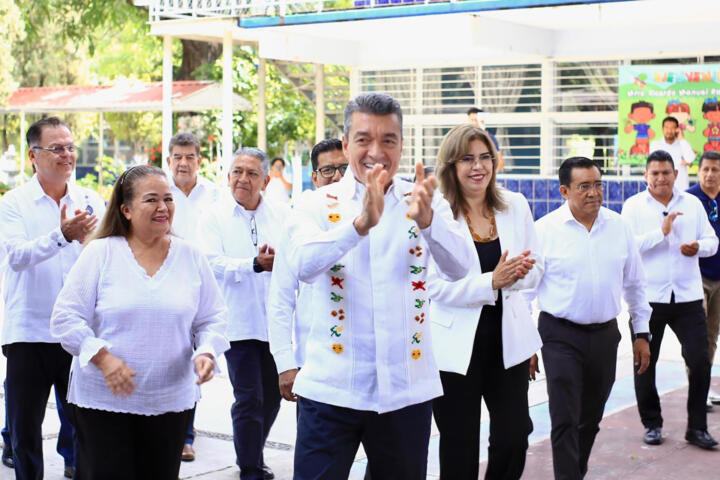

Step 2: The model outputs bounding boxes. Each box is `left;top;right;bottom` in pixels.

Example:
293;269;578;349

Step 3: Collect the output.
225;340;282;480
632;300;710;430
69;405;191;480
4;342;72;480
538;312;620;480
294;397;432;480
433;333;532;479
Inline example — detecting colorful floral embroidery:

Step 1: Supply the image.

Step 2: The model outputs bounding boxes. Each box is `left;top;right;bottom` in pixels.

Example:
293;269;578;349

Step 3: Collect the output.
411;281;426;291
331;309;345;320
409;265;425;274
408;226;419;239
332;343;344;354
411;332;422;344
327;202;340;208
331;276;344;289
326;193;338;201
414;299;425;309
414;313;425;323
330;292;343;302
409;246;423;257
411;349;421;359
328;213;341;223
330;325;343;337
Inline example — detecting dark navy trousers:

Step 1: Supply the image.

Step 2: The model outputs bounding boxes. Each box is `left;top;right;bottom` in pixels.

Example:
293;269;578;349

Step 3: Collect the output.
4;342;73;480
294;397;432;480
225;340;282;480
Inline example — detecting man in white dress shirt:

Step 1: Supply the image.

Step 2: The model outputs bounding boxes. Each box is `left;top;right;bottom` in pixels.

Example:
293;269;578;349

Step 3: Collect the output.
650;116;696;191
285;93;473;479
199;147;288;480
0;117;105;480
166;132;219;461
534;156;652;480
268;138;347;399
622;149;718;449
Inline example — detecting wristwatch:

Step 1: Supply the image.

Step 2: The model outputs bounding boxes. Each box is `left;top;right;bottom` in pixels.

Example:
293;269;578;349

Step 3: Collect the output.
253;257;264;273
635;332;651;342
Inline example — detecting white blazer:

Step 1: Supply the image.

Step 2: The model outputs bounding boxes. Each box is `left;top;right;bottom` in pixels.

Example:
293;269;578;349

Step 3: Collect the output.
429;188;543;374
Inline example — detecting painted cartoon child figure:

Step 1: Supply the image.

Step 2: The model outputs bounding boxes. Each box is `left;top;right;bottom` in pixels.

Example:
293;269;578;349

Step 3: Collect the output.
666;100;695;140
624;101;656;155
702;98;720;152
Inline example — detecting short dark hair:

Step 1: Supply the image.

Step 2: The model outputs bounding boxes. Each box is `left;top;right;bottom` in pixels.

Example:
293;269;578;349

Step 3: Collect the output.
646;149;674;168
344;93;403;138
311;138;343;170
168;132;200;156
630;101;654;114
702;99;720;113
661;116;679;128
699;151;720;168
467;107;483;115
271;157;285;168
26;117;69;147
559;156;602;187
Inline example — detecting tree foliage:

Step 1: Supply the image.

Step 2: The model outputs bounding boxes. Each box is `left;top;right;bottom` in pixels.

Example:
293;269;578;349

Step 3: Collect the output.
0;0;25;106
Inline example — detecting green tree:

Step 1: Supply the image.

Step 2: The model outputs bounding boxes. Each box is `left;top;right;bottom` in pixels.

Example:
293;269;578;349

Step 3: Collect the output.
0;0;25;106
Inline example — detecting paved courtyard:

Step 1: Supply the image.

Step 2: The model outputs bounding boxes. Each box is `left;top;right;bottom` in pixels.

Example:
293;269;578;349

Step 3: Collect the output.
0;310;718;479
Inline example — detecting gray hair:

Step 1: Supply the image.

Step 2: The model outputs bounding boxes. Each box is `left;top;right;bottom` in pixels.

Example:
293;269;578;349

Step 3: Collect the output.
343;93;403;138
234;147;270;176
169;132;201;156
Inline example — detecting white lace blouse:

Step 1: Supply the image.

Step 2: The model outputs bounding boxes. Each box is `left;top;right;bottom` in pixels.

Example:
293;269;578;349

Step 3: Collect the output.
51;236;230;415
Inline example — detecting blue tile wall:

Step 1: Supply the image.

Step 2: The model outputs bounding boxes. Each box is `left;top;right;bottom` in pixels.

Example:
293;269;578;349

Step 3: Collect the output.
499;176;647;220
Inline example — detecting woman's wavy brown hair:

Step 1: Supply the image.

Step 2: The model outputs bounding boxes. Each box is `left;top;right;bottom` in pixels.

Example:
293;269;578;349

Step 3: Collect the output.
435;124;506;219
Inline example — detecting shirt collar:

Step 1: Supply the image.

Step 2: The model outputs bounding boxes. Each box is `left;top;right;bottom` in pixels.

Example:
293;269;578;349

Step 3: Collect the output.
29;174;73;204
557;201;606;229
340;167;406;202
170;175;208;195
231;193;264;219
643;187;683;210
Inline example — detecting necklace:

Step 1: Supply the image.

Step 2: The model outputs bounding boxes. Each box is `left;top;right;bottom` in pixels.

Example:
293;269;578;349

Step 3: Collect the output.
465;211;497;243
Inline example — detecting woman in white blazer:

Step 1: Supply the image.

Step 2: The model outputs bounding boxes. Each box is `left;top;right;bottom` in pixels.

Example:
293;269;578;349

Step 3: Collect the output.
429;124;544;480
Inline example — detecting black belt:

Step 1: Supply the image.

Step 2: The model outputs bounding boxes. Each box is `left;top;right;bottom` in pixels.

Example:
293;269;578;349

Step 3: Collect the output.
540;311;616;331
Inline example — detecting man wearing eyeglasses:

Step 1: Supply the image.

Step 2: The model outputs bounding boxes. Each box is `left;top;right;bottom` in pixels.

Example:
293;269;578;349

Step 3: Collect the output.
622;149;718;449
532;157;651;479
687;150;720;409
268;138;347;405
198;147;288;480
0;117;105;479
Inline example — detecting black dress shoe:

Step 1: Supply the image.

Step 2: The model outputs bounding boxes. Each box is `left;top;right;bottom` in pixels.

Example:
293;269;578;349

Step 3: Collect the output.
685;429;718;449
643;427;662;445
262;464;275;480
1;448;13;469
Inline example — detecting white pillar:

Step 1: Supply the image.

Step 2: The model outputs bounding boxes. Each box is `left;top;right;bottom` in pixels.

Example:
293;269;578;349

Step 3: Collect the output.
19;111;26;181
98;111;104;186
540;59;554;177
222;29;234;175
315;63;325;144
162;36;173;173
349;68;360;99
257;57;267;152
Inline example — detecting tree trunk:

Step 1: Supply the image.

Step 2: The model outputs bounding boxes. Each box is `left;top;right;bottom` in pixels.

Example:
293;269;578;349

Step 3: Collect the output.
178;40;222;80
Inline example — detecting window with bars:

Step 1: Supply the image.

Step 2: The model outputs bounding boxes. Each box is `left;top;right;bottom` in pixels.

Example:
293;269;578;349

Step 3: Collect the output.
360;69;416;115
553;61;618;112
481;64;541;113
422;67;477;115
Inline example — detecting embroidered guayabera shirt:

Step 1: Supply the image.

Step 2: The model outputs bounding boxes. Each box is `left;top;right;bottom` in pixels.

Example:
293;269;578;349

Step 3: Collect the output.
285;171;473;413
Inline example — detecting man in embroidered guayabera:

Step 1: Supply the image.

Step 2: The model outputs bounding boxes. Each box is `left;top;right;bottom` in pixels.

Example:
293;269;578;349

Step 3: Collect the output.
0;117;105;479
198;147;289;480
284;93;474;479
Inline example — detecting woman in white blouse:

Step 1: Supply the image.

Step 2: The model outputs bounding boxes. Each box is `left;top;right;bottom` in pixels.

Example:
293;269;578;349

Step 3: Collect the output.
429;124;544;480
51;165;229;480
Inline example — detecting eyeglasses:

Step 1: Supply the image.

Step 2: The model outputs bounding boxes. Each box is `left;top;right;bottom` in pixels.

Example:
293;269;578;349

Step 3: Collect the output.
710;199;718;222
457;153;494;166
316;164;348;178
250;215;258;247
576;182;604;193
31;144;76;155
